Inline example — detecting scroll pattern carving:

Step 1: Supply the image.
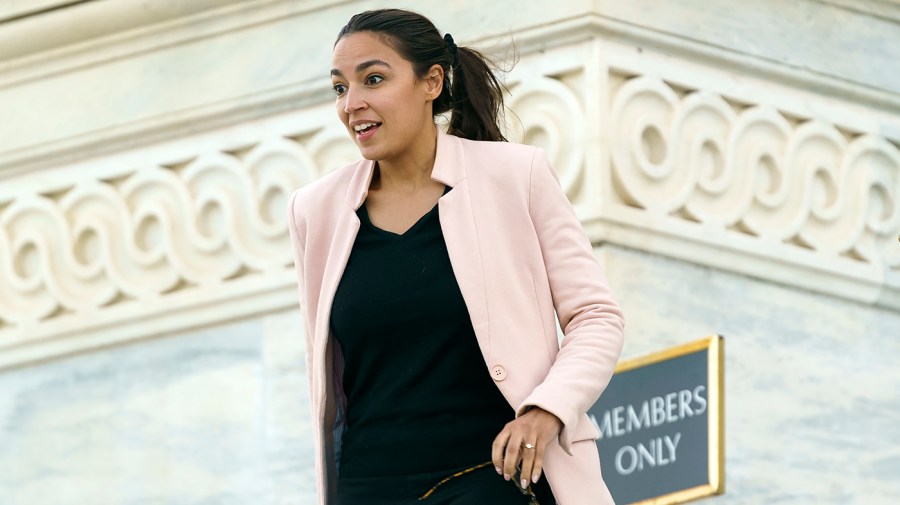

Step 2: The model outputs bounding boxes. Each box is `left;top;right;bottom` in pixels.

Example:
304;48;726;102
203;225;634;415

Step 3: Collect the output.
0;130;355;337
505;77;585;198
608;75;900;272
2;63;899;356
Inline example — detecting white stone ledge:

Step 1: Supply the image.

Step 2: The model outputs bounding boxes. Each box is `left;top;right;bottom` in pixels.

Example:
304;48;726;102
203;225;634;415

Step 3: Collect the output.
0;0;249;63
0;274;298;371
590;0;900;95
814;0;900;22
0;78;333;183
584;215;899;312
0;0;85;24
3;0;899;178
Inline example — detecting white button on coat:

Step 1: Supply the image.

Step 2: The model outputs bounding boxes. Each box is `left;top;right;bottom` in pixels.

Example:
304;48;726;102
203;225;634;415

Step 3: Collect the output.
490;364;507;381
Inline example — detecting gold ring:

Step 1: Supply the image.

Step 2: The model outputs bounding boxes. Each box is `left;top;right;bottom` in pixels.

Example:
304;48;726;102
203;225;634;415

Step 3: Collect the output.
522;443;535;450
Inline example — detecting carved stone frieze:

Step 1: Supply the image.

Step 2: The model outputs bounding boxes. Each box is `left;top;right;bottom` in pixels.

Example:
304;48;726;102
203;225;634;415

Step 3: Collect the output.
607;75;899;273
1;31;898;367
0;123;357;364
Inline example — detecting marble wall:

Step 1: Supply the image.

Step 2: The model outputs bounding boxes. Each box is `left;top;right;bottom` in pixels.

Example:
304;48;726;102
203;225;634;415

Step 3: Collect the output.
601;245;900;504
3;244;898;504
1;0;898;504
0;313;316;505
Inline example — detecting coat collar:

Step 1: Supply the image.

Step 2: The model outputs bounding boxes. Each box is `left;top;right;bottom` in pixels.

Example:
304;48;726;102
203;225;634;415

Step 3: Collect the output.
343;125;465;209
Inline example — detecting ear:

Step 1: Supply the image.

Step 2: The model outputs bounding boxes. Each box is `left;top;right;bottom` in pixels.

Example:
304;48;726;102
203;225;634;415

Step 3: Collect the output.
422;63;445;101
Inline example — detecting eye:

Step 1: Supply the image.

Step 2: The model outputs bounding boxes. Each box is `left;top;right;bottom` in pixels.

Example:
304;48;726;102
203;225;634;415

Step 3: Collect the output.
365;74;383;86
333;83;347;96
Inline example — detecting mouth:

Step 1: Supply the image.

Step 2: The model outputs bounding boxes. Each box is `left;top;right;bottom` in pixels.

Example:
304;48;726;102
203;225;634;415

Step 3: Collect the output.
353;122;381;141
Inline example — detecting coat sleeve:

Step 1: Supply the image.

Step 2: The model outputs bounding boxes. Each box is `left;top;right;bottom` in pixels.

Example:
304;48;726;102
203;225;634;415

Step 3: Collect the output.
514;147;625;456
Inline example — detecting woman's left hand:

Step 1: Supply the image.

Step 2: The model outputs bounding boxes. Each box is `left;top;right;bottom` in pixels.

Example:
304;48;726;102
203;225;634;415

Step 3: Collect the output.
491;406;563;489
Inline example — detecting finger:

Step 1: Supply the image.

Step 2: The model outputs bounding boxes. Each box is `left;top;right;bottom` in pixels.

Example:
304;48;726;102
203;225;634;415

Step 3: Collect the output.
503;432;525;481
492;429;510;476
519;436;538;490
530;436;546;485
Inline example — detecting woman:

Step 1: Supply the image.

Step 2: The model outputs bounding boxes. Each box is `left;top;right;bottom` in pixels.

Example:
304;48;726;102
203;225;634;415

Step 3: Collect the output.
287;8;625;505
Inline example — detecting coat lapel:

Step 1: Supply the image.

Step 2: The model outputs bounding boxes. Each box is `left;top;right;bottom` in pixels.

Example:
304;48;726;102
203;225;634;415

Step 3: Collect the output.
431;129;492;354
312;158;372;401
313;208;360;358
438;182;491;352
313;126;492;369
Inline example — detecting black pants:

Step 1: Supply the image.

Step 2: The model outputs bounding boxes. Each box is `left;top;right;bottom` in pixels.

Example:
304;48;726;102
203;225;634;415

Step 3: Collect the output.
336;462;557;505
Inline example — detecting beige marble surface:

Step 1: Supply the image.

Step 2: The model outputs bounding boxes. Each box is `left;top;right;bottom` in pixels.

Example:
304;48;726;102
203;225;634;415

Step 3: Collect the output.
2;245;898;504
0;312;316;505
601;245;900;504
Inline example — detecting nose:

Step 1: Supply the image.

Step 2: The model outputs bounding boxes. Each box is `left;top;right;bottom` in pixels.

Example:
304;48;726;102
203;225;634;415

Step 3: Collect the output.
343;87;367;114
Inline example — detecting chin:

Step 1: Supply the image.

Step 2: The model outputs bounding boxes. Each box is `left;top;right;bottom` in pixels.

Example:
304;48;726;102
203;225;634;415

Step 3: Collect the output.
356;145;388;162
356;147;378;161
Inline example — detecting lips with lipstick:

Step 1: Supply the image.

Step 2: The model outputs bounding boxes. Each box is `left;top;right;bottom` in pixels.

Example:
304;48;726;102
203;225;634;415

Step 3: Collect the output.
353;121;382;141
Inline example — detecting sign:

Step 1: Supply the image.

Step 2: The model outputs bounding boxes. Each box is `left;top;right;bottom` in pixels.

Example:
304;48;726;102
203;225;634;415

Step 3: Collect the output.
588;335;724;504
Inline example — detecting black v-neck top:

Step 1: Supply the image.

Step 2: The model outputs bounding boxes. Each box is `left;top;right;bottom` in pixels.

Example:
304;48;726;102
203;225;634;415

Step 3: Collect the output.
329;185;514;477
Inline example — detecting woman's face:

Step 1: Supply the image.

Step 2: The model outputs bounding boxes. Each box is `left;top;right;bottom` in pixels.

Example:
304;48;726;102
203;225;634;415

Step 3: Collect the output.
331;31;443;162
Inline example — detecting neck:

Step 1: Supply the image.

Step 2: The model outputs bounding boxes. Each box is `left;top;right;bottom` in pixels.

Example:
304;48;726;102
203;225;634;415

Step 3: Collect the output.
372;123;437;192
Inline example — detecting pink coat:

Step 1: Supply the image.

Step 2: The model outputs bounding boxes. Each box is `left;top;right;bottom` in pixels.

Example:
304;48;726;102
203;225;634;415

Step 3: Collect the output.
287;126;625;505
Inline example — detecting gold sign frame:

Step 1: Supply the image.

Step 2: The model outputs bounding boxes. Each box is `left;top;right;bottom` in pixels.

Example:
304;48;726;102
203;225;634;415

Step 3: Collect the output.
614;335;725;505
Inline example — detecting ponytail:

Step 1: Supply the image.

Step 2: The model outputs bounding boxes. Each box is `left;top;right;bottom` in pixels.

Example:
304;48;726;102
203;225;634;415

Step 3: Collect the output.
446;46;508;142
336;9;510;142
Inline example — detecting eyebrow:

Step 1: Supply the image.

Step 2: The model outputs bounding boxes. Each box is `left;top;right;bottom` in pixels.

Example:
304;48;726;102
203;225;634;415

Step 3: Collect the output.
330;59;392;77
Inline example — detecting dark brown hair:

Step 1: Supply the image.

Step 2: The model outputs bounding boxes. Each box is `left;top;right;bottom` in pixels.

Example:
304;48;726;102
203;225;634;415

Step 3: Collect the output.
335;8;508;142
